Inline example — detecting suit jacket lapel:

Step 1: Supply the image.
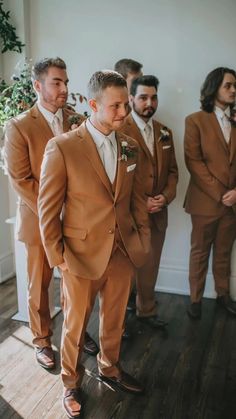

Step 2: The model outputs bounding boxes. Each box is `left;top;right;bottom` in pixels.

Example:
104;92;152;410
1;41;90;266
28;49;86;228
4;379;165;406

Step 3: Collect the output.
114;133;128;200
211;112;229;153
77;123;113;196
154;121;162;181
62;109;71;132
30;104;54;141
230;125;236;163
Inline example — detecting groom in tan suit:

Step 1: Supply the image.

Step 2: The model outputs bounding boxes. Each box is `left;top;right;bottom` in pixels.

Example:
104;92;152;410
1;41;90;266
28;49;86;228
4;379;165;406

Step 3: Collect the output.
38;70;150;417
4;57;97;370
184;67;236;319
121;75;178;328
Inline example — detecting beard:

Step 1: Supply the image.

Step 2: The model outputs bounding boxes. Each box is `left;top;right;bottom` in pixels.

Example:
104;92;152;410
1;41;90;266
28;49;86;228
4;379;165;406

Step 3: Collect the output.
133;103;156;119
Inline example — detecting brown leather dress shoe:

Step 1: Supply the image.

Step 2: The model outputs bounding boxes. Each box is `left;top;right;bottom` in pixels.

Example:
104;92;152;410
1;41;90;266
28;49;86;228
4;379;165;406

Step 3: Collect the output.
187;302;202;319
63;388;83;418
98;370;144;394
137;315;168;329
35;346;55;370
216;295;236;315
83;332;99;356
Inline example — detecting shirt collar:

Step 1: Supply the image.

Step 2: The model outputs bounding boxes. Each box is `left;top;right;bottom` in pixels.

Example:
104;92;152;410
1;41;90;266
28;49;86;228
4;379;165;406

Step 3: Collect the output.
131;110;153;132
37;101;63;124
214;105;230;119
86;118;116;148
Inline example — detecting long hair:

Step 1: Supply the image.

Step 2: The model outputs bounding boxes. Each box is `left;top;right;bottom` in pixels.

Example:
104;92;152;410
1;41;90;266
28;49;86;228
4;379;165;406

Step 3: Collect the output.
200;67;236;113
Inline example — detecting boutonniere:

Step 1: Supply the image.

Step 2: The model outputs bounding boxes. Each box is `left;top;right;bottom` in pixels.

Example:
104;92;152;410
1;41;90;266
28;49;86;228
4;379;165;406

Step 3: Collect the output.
119;140;136;161
159;126;170;142
68;113;83;130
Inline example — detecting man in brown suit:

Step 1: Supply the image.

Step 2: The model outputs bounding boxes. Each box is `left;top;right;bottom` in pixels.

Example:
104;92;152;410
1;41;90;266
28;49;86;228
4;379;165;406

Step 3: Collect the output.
4;57;97;370
38;70;150;417
122;75;178;328
184;67;236;319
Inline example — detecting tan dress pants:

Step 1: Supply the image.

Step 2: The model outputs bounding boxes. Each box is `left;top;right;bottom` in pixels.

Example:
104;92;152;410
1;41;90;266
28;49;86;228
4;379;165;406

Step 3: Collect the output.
61;248;134;389
189;212;236;302
25;243;53;347
136;222;166;317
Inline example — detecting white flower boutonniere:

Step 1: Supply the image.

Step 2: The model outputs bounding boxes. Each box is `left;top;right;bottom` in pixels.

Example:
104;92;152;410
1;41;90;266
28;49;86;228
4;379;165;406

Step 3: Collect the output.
119;140;136;161
68;114;84;130
159;127;170;142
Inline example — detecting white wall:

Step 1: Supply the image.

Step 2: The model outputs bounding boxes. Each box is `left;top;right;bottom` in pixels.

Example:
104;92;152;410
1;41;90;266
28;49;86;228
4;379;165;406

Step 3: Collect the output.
2;0;236;296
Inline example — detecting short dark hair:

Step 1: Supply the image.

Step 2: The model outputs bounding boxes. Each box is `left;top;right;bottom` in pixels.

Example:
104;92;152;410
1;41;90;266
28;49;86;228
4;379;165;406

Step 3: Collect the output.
114;59;143;79
31;57;67;81
200;67;236;112
87;70;127;100
130;75;159;96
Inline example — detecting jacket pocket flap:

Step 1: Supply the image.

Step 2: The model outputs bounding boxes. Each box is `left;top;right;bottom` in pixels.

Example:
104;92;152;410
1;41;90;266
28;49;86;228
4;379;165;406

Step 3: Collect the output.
63;226;87;239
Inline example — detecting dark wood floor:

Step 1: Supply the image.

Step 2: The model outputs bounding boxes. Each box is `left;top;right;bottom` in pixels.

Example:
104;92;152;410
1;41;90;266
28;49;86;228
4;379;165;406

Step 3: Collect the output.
1;277;236;419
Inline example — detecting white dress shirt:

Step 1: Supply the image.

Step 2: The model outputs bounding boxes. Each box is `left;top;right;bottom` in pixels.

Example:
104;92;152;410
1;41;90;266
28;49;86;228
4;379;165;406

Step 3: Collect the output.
37;101;63;136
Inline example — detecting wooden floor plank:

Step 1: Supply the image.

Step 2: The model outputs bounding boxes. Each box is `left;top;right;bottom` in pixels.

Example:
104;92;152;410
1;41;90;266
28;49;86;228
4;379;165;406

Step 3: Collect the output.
1;278;236;418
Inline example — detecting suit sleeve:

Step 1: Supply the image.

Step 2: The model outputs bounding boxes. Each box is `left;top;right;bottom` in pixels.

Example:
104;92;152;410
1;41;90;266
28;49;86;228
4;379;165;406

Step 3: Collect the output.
161;130;178;204
4;119;39;215
38;139;66;268
131;144;151;255
184;115;227;202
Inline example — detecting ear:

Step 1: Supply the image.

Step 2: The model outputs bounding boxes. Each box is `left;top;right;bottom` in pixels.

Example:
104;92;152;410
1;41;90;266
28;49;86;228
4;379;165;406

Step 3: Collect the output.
129;95;134;106
88;98;98;113
33;79;41;93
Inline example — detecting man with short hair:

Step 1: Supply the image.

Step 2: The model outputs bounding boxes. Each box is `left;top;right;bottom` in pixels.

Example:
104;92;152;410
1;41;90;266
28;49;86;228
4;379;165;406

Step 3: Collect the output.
122;75;178;328
184;67;236;319
114;58;143;92
38;70;150;417
4;57;97;370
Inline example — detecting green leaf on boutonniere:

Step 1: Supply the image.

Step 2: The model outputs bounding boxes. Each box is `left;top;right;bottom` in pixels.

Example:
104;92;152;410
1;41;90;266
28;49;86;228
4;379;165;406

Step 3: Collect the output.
119;140;136;161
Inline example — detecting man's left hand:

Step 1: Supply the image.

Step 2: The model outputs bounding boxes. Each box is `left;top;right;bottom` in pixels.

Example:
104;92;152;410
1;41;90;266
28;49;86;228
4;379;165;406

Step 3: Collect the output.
222;190;236;206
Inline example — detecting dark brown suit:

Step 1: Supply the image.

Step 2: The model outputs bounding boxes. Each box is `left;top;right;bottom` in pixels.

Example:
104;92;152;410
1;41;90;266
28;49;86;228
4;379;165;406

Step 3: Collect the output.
121;114;178;316
4;104;82;347
184;110;236;302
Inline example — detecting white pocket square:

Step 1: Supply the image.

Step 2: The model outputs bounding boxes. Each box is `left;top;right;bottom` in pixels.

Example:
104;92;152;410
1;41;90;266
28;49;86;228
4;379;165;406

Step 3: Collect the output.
127;163;136;172
162;145;171;149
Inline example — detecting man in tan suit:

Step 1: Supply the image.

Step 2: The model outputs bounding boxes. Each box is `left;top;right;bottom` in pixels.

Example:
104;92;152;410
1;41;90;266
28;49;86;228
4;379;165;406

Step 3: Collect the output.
184;67;236;319
38;70;150;417
114;58;143;93
121;75;178;329
4;57;97;370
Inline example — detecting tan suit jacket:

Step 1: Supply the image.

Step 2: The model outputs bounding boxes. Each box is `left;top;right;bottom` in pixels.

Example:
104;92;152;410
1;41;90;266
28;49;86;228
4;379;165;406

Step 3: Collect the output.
184;110;236;216
38;122;151;280
121;114;178;231
4;104;83;244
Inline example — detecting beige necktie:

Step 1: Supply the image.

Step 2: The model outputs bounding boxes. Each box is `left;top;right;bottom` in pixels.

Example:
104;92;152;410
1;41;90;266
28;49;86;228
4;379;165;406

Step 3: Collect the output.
52;115;63;136
221;114;231;143
144;124;154;156
103;137;117;183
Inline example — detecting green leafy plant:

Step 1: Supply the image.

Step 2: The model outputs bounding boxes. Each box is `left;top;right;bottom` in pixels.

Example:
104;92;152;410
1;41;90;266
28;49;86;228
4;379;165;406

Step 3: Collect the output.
0;0;25;53
0;61;36;128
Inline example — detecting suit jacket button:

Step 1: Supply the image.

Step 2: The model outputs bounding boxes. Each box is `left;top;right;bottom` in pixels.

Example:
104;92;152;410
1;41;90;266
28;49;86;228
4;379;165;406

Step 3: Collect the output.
108;229;114;234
